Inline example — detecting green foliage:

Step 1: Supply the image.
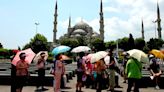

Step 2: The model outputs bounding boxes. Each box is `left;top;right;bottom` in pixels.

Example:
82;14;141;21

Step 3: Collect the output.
118;37;129;51
0;48;8;52
23;43;30;50
135;38;145;50
0;43;3;48
0;48;10;59
22;33;48;53
105;41;116;49
47;56;53;63
147;38;164;50
59;38;80;48
91;37;104;51
76;36;87;46
143;45;150;53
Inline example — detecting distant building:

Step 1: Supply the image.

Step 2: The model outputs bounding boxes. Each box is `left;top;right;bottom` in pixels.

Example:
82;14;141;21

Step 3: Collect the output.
59;19;100;45
58;0;105;46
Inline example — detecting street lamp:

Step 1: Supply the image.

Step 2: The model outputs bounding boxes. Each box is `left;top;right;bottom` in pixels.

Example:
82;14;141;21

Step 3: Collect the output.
35;22;39;34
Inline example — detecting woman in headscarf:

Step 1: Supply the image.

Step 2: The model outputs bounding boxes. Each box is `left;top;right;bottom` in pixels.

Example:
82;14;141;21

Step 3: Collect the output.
54;54;65;92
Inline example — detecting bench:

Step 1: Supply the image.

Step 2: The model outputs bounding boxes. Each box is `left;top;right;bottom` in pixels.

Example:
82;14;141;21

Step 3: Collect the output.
140;69;164;88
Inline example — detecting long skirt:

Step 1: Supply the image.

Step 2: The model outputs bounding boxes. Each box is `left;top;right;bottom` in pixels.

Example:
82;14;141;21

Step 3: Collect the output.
54;72;62;92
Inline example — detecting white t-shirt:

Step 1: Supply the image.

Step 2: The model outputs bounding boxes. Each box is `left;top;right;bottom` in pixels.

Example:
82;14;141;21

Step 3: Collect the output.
104;55;119;67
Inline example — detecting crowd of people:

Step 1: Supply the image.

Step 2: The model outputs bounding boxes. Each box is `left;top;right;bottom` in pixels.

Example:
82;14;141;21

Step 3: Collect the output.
10;48;163;92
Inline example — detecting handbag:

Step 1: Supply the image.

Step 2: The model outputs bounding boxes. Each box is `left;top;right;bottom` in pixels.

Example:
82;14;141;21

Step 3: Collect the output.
49;65;55;75
49;60;56;75
82;75;87;82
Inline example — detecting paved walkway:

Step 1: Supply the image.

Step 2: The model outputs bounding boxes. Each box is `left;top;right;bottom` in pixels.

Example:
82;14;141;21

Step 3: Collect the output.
1;75;164;92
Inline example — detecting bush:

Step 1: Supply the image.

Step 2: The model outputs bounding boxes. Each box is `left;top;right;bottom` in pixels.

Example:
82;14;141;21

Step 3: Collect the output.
47;56;53;63
0;48;10;59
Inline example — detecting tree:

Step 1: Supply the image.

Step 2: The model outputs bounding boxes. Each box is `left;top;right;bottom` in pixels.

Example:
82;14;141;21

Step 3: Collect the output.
59;38;79;48
105;41;116;50
128;33;135;50
135;38;145;50
0;43;3;48
76;36;87;46
147;38;164;50
91;38;104;51
118;37;129;51
23;33;48;53
18;46;21;50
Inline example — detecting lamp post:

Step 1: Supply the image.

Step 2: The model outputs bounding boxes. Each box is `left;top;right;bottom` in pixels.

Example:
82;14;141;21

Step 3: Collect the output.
35;22;39;34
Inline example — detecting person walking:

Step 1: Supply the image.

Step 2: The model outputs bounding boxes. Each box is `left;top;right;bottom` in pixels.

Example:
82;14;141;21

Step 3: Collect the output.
15;53;29;92
126;57;142;92
36;52;47;91
54;54;65;92
106;49;116;92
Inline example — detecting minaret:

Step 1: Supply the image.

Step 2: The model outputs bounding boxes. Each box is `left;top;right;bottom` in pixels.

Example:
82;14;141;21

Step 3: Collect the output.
99;0;104;42
68;16;71;28
156;1;162;39
53;0;58;44
141;20;145;39
67;16;72;37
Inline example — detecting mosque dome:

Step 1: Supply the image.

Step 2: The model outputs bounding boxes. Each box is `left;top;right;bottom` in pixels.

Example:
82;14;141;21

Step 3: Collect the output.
72;29;87;35
92;32;99;37
74;20;89;29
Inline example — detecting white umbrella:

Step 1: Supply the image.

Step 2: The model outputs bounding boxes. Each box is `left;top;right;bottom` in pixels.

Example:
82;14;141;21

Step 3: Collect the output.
127;49;149;64
90;51;108;63
104;55;110;65
33;51;48;63
71;46;91;53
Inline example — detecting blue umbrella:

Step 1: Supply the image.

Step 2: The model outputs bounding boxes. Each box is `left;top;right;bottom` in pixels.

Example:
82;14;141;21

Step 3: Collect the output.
52;45;71;56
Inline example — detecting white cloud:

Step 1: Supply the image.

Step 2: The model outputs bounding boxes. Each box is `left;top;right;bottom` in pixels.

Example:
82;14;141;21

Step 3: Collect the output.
104;7;120;13
102;0;109;3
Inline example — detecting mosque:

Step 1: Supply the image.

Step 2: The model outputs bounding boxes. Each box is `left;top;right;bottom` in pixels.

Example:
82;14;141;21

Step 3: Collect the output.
52;0;105;46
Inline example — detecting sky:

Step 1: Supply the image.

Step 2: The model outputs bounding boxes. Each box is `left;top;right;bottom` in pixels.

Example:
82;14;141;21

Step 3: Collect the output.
0;0;164;49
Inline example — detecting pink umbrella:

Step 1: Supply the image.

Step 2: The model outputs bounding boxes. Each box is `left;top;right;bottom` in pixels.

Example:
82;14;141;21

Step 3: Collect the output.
12;48;36;66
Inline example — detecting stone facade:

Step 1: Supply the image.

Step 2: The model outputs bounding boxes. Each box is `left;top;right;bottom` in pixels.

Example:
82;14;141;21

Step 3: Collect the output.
60;20;100;46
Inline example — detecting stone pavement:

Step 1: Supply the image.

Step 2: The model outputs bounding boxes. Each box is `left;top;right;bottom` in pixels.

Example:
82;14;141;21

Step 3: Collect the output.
1;75;164;92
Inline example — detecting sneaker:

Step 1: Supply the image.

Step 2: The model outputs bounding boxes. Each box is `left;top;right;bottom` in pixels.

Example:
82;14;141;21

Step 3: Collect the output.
35;87;40;90
41;87;48;91
155;85;160;90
